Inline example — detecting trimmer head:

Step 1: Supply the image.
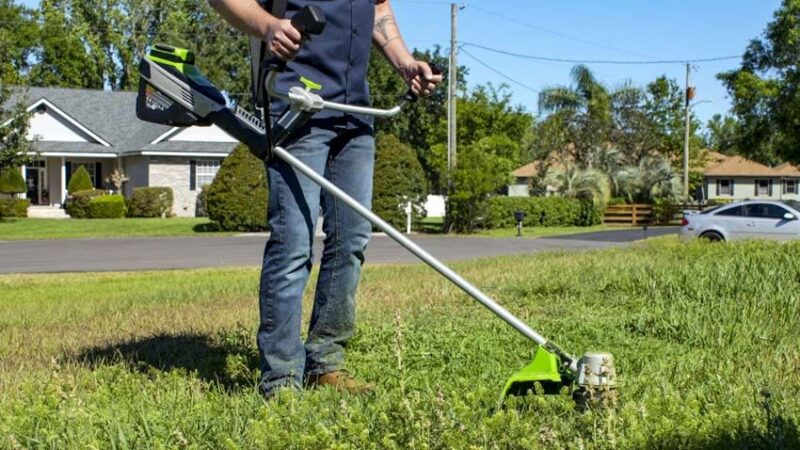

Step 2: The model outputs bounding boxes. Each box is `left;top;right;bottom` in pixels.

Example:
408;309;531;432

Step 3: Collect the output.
502;347;618;410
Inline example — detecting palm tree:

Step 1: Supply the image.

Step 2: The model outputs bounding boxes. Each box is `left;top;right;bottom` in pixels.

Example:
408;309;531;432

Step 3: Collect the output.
545;165;611;205
538;66;613;168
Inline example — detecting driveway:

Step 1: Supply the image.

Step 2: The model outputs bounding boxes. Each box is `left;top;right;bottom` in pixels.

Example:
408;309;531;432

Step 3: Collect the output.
0;227;678;274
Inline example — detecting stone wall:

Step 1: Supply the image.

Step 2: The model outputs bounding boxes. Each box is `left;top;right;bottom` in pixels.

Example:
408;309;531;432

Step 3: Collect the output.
148;158;197;217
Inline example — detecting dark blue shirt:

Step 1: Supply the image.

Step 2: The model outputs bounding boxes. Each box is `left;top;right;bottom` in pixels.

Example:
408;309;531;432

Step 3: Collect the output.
270;0;376;128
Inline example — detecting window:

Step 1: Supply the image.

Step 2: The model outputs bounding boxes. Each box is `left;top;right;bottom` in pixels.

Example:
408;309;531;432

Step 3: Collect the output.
785;180;797;195
195;160;220;189
755;179;771;196
718;179;733;196
71;162;96;186
716;205;746;217
746;203;789;220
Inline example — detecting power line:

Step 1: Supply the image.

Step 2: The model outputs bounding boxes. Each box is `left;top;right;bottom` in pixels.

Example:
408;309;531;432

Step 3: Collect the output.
461;42;742;65
466;4;656;60
459;47;538;94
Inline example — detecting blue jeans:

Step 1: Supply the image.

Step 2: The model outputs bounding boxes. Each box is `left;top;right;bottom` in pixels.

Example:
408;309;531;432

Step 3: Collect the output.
258;124;374;395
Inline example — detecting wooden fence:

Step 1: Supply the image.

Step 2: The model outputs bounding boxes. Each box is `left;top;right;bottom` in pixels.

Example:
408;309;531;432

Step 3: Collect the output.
603;203;702;226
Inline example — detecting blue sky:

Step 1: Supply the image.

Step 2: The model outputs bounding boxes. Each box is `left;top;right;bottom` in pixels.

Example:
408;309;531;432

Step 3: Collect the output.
19;0;781;124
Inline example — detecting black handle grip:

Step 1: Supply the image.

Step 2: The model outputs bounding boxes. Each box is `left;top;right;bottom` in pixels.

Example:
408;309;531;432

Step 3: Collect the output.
272;5;326;72
403;63;443;103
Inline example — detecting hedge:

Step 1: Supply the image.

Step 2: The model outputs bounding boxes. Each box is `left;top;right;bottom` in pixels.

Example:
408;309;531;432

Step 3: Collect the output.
87;194;126;218
206;145;268;231
0;198;30;217
127;187;174;218
66;189;106;218
485;196;603;228
0;168;26;194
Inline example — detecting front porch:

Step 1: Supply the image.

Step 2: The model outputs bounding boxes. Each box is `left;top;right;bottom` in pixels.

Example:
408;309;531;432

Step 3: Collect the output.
21;156;119;207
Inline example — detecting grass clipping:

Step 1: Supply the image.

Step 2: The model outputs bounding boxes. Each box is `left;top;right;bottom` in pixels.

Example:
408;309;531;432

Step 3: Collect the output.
0;239;798;449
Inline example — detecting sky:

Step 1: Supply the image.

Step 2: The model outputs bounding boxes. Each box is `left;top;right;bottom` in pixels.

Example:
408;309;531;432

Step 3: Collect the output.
18;0;782;125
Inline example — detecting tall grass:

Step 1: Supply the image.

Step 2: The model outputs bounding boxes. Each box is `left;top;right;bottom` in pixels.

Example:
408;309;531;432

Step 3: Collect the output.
0;239;798;448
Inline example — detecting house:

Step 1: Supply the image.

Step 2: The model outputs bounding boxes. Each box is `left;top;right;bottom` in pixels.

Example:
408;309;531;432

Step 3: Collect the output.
4;87;238;217
703;154;800;201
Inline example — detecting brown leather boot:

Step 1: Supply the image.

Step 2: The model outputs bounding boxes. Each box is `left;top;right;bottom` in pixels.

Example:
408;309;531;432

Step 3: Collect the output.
305;371;375;394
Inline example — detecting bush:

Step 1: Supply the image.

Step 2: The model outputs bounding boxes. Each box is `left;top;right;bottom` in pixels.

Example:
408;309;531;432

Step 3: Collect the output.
0;198;30;217
206;145;268;231
372;134;428;229
0;167;26;194
127;187;174;218
485;196;603;228
66;189;105;218
67;165;94;194
86;194;125;218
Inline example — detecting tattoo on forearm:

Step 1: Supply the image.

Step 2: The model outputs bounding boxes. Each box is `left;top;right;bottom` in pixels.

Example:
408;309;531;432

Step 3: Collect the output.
375;15;396;43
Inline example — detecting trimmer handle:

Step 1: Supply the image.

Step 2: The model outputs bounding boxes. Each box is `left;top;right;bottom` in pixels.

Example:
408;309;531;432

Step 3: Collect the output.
272;5;327;72
402;63;444;103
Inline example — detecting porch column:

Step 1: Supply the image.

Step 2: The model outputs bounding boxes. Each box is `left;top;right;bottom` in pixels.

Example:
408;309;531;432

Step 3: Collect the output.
60;157;66;205
20;165;27;200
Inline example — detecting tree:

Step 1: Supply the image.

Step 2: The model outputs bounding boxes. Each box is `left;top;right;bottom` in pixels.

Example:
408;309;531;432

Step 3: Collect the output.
0;167;26;195
0;0;39;85
545;166;610;205
0;86;37;171
445;135;517;233
372;134;427;229
704;114;739;154
538;65;614;168
718;0;800;164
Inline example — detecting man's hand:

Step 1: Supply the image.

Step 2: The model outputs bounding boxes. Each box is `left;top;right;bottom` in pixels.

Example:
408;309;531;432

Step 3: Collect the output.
264;17;303;60
400;60;443;97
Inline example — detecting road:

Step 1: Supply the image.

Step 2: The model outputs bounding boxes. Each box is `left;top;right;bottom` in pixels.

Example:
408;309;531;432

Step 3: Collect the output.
0;227;678;274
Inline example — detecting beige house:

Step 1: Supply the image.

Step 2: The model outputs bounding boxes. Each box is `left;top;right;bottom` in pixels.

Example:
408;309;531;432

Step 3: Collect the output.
703;154;800;201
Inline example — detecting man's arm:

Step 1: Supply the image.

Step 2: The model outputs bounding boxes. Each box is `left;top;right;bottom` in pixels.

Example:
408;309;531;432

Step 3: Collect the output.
374;0;442;97
207;0;302;60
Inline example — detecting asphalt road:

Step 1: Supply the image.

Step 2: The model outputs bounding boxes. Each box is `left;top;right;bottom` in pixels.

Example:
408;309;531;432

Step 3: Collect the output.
0;227;678;274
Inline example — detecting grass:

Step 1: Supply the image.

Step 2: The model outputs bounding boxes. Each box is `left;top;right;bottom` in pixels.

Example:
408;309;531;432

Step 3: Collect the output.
0;217;232;240
1;240;799;448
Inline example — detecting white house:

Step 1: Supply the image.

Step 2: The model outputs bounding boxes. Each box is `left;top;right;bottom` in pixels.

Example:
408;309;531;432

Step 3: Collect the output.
703;154;800;201
5;87;238;217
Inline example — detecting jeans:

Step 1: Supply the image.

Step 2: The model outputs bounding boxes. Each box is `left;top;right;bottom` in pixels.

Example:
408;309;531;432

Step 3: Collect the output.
257;124;374;395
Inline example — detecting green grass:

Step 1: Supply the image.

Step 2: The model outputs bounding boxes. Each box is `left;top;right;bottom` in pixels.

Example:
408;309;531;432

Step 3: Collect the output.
1;240;798;448
0;217;233;240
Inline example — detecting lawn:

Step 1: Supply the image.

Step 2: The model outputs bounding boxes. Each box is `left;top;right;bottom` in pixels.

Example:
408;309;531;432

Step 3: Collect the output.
417;216;614;238
0;217;232;240
1;240;798;448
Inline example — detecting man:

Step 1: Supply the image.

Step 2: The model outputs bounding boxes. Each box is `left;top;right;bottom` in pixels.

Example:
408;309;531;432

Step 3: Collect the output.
208;0;442;398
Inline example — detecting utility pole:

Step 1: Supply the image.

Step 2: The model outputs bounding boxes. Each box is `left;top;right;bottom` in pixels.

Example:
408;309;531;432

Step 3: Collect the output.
447;3;458;178
683;63;694;201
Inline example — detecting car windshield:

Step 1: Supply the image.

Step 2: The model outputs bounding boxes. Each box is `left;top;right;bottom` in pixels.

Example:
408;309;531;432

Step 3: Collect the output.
780;200;800;212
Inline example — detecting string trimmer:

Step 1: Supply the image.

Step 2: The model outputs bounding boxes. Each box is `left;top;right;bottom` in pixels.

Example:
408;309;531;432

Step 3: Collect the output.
135;5;617;409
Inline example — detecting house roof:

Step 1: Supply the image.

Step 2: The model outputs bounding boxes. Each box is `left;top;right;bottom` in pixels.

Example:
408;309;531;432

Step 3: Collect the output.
704;155;793;177
5;87;235;156
512;160;567;178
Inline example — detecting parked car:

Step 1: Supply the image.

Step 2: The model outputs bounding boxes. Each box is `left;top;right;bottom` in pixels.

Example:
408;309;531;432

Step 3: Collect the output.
681;200;800;242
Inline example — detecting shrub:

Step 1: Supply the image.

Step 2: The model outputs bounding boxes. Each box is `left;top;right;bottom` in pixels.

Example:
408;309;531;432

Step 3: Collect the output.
66;189;105;218
485;196;602;228
0;198;30;217
86;194;125;218
0;167;26;194
373;134;428;229
127;187;174;218
67;165;94;194
206;145;268;231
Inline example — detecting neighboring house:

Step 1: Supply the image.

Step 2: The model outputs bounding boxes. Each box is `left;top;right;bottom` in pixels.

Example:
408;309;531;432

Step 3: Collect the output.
508;160;565;197
4;87;238;217
703;154;800;201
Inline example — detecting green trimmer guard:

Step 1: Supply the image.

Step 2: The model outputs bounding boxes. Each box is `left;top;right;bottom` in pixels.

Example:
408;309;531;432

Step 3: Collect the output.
502;346;570;398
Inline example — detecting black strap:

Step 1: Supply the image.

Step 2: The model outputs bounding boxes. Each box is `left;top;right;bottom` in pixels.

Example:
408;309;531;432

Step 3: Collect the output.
251;0;288;108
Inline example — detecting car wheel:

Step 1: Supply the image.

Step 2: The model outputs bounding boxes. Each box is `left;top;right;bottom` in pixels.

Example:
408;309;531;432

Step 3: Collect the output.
700;231;724;242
